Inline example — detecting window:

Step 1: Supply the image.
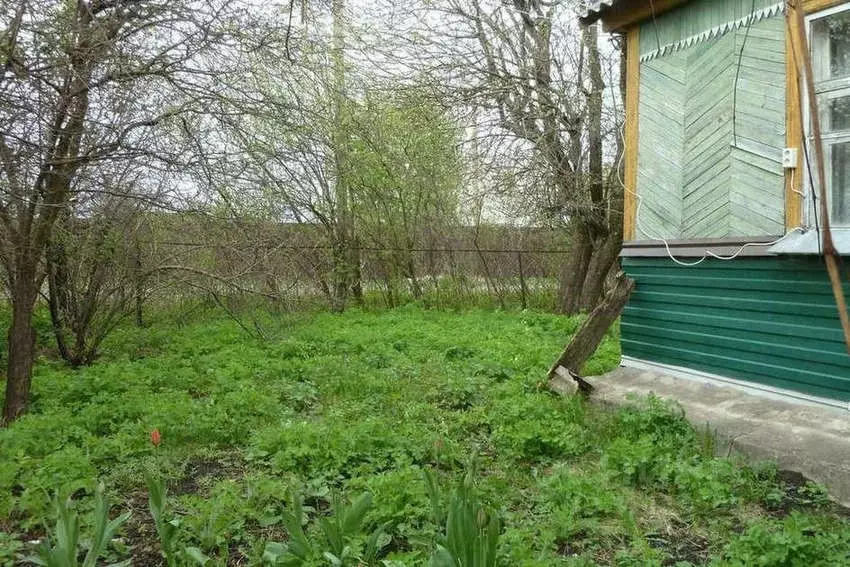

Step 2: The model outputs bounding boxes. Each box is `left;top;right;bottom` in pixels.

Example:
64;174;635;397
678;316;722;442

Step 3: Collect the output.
810;6;850;225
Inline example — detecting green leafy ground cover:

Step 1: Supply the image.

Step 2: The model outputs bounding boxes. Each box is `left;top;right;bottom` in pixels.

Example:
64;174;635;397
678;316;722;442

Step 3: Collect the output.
1;306;849;565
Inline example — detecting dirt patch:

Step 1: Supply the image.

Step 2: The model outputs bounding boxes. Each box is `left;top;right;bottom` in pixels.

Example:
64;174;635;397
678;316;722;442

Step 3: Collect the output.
646;530;710;565
765;470;850;518
123;491;164;567
227;545;250;566
173;453;246;496
554;530;632;563
555;537;581;557
118;453;249;564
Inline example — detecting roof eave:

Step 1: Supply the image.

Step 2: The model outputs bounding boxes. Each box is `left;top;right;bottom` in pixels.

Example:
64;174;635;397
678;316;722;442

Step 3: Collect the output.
580;0;622;27
581;0;690;32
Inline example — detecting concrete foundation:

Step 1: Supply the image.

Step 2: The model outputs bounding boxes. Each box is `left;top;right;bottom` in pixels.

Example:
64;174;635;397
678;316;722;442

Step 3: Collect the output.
551;365;850;507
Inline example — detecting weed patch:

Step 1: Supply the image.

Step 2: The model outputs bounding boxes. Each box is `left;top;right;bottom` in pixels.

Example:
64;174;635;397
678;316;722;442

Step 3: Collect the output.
0;307;848;564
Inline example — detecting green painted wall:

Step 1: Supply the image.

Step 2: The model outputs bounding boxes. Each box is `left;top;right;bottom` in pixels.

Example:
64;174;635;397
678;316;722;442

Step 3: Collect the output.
638;51;687;237
636;8;786;239
621;257;850;402
639;0;780;57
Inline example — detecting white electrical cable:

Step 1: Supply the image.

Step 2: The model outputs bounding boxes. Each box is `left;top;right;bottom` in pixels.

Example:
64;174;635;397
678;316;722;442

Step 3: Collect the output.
788;168;810;228
617;125;803;266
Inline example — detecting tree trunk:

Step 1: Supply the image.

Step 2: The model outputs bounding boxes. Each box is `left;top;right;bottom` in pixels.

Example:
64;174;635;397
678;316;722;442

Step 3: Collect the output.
4;280;38;424
384;275;396;308
317;272;333;305
46;273;72;365
517;251;528;310
46;234;74;364
567;21;612;314
557;223;594;314
406;254;422;299
348;241;363;304
548;272;635;382
132;234;145;327
331;241;348;312
579;233;622;310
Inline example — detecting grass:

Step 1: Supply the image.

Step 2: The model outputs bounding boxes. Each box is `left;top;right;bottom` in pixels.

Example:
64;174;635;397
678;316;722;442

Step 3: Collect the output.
1;304;849;565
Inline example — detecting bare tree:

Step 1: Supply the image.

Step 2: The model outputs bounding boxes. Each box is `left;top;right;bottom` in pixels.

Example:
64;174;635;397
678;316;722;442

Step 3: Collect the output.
207;0;378;312
46;186;148;366
346;91;462;302
0;0;280;422
376;0;624;313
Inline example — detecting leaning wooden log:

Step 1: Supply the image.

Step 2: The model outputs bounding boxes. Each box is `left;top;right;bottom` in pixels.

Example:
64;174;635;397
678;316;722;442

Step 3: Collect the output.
547;272;635;396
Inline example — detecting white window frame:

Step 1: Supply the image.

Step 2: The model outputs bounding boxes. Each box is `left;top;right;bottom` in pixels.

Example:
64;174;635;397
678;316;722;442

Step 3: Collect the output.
805;3;850;228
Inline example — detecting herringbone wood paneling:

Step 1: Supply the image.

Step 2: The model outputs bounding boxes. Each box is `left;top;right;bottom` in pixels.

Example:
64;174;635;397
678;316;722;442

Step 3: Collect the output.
636;15;785;239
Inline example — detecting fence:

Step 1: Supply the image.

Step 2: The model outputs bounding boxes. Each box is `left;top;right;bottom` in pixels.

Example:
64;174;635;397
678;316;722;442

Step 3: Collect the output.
140;219;569;312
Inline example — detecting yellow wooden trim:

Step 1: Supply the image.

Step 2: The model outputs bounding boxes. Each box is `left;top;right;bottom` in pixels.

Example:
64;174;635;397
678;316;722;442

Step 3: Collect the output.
602;0;844;32
802;0;847;13
612;0;849;232
784;0;848;230
624;25;641;241
785;4;804;229
601;0;688;32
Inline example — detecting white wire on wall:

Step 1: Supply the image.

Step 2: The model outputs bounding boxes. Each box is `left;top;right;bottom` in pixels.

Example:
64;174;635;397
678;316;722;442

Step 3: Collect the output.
616;126;803;267
618;1;804;267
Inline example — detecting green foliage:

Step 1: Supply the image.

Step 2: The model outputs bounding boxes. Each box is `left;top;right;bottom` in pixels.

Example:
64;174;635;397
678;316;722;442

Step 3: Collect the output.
543;466;628;522
1;306;849;564
346;91;462;236
0;533;23;567
424;468;500;567
348;466;432;540
146;474;209;566
262;489;388;566
146;474;179;562
715;513;850;566
797;481;832;508
488;383;588;462
26;485;129;567
600;399;780;515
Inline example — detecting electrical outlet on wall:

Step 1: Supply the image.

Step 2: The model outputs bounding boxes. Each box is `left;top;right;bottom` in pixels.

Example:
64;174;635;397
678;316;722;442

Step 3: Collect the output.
782;148;799;169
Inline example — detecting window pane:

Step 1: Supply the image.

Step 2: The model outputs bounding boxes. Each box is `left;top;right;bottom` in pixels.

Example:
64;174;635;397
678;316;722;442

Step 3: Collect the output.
829;141;850;224
819;93;850;132
813;11;850;82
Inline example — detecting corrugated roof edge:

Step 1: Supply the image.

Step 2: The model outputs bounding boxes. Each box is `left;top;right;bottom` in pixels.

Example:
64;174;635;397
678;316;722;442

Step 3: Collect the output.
580;0;619;22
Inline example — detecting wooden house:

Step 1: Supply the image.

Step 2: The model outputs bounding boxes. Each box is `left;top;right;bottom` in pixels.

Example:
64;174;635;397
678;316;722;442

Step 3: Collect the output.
583;0;850;407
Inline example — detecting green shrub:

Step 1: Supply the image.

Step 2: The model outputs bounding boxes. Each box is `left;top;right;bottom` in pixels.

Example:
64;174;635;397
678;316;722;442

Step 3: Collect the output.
489;389;588;462
262;489;388;566
612;395;694;447
602;436;669;487
26;485;129;567
347;466;432;539
716;513;850;566
665;458;740;513
543;466;627;520
424;468;501;567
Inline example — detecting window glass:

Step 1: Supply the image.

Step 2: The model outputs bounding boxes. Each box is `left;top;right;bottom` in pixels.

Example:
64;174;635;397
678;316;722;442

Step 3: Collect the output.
812;9;850;226
829;141;850;224
819;93;850;132
813;11;850;82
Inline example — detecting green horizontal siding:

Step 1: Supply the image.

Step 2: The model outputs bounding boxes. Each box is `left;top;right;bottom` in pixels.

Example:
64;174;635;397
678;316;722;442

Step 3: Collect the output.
622;257;850;401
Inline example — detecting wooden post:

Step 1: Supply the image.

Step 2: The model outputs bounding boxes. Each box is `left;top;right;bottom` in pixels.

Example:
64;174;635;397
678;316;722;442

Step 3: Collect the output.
623;25;641;241
785;4;803;229
517;251;528;310
547;273;635;394
788;1;850;354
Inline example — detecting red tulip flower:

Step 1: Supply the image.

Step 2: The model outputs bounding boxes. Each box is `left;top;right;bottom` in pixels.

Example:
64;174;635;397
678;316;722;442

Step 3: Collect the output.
150;428;161;448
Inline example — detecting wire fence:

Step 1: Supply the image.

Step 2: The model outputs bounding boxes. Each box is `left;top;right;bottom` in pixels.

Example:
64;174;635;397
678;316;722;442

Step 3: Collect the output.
142;224;569;312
